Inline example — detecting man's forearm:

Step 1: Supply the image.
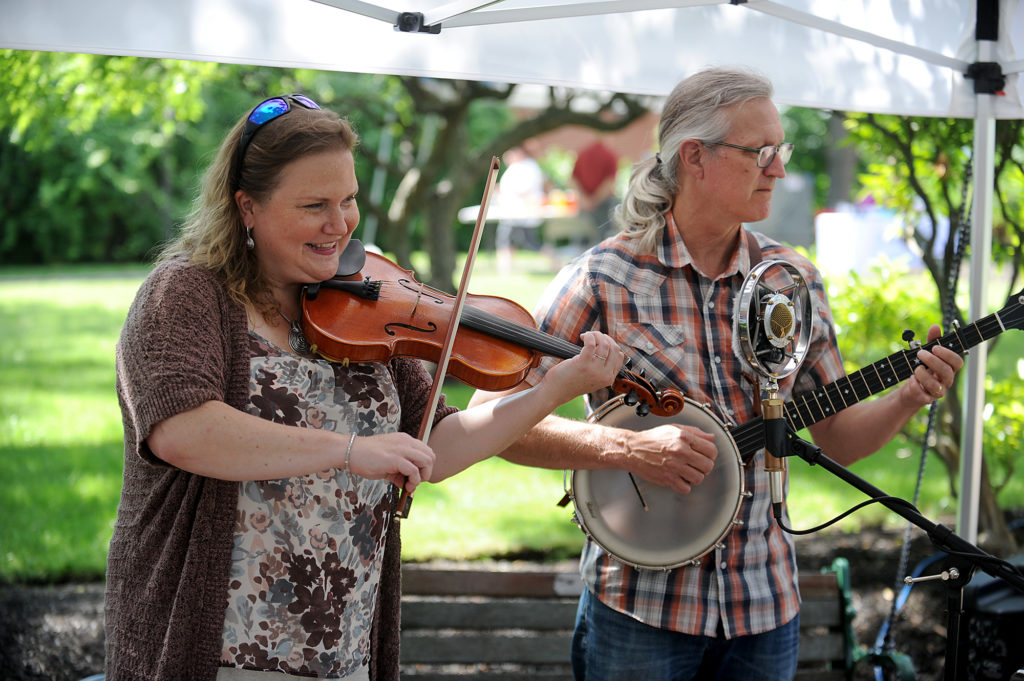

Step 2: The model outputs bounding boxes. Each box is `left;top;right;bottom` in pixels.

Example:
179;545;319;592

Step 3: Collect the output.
497;413;633;470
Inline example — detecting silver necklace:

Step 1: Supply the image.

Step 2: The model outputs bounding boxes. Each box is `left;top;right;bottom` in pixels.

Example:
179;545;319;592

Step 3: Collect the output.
278;311;312;355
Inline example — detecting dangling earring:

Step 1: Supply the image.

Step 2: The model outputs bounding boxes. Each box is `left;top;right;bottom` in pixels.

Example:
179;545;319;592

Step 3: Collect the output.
245;226;255;250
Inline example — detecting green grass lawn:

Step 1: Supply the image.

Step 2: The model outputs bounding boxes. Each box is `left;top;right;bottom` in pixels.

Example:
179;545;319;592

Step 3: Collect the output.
0;269;147;580
1;254;1020;582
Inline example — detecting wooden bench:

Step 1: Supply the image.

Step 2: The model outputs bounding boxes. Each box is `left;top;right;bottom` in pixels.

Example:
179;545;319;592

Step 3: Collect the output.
400;558;857;681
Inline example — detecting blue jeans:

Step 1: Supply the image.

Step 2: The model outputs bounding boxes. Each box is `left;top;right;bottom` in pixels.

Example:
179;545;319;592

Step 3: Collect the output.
571;589;800;681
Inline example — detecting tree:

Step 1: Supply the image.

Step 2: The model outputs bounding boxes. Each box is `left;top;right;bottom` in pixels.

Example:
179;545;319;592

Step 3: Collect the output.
841;112;1024;553
0;50;218;263
343;77;654;290
1;51;654;280
781;106;859;209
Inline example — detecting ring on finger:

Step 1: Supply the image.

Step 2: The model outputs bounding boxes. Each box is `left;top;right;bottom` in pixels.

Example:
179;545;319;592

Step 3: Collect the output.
595;354;607;361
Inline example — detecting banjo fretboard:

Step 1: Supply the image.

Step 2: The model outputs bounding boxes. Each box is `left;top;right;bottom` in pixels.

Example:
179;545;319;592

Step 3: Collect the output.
729;289;1024;462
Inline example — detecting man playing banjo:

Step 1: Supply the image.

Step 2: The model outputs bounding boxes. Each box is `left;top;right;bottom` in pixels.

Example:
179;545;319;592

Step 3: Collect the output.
468;66;963;681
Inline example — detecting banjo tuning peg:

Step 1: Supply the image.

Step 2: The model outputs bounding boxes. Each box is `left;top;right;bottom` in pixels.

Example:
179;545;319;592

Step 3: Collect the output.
902;329;921;349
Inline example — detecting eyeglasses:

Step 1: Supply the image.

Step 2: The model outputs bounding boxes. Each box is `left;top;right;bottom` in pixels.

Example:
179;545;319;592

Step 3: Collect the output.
233;94;321;189
707;141;794;168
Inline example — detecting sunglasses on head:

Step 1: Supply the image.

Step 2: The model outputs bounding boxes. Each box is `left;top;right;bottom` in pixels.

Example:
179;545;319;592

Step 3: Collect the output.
232;94;321;190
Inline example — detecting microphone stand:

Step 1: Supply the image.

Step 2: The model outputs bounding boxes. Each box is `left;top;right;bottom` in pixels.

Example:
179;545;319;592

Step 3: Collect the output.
773;429;1024;681
762;380;788;521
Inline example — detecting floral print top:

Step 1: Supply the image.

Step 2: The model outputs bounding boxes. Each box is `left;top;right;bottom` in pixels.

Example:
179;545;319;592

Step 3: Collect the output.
219;332;401;677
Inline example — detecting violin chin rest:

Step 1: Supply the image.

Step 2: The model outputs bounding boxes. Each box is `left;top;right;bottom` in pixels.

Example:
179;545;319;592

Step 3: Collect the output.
336;239;367;278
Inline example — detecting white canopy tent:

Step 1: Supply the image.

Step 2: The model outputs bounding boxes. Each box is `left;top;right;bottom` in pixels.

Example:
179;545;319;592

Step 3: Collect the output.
2;0;1022;542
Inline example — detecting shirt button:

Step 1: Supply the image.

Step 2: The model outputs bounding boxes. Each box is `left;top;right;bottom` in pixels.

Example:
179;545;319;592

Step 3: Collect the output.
708;301;715;309
720;561;728;570
714;355;722;364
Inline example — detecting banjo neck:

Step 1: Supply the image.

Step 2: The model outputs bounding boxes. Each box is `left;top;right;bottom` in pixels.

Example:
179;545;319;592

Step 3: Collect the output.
730;292;1024;462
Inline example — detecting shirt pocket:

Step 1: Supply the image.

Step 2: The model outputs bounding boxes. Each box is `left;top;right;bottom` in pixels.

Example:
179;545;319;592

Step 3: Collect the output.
613;320;687;354
612;320;694;392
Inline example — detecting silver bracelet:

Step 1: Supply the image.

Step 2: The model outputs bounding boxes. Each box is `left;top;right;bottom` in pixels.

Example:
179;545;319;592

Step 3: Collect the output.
345;432;356;474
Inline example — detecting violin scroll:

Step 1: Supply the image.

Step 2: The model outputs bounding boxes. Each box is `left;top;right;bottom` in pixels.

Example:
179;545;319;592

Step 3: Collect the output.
611;372;685;418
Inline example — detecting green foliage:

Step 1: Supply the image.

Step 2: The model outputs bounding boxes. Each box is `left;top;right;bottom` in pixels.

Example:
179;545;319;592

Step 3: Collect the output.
780;106;834;208
843;112;1023;273
845;115;971;215
984;367;1024;505
993;120;1024;270
825;264;1024;499
0;51;533;266
826;265;944;449
826;264;938;370
0;51;396;264
0;51;220;264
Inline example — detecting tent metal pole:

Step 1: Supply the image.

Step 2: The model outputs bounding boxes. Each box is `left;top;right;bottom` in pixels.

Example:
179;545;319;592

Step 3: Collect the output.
958;37;997;544
310;0;396;23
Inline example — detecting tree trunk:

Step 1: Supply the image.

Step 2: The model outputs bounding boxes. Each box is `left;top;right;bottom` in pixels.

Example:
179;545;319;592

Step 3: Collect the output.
424;187;459;292
825;113;857;207
977;457;1018;555
933;417;1017;556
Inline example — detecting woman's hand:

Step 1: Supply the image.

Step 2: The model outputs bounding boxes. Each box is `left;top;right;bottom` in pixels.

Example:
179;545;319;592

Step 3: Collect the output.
348;432;436;494
541;330;626;404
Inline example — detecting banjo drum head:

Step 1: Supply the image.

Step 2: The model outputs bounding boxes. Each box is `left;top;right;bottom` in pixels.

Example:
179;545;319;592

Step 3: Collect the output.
573;396;745;570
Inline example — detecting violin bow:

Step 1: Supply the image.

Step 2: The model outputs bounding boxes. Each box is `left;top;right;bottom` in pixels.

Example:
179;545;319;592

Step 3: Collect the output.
396;156;502;519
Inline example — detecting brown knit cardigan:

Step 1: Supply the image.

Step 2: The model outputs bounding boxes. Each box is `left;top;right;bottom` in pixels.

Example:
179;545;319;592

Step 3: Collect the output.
106;258;455;681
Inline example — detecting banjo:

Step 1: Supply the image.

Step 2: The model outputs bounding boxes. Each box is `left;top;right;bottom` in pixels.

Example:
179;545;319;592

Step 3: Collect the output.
566;276;1024;571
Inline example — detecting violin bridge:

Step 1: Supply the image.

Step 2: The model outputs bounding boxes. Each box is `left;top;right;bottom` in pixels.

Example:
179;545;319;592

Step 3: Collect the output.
411;285;423;317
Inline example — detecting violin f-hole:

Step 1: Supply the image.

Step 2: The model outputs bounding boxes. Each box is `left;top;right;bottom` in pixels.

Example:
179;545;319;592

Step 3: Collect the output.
384;321;438;337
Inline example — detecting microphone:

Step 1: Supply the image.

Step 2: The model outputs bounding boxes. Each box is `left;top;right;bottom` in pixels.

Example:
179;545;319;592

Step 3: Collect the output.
758;293;796;369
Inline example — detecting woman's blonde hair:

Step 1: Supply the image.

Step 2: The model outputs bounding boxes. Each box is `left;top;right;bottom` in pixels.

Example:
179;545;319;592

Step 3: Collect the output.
159;98;359;314
617;66;773;253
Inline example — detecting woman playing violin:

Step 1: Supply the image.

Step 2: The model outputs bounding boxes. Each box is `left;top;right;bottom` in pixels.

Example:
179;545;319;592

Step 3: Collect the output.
107;94;624;681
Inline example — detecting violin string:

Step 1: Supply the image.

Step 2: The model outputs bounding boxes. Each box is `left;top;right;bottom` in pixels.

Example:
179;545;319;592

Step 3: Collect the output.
460;307;634;381
365;278;632;382
462;307;578;359
370;279;553;351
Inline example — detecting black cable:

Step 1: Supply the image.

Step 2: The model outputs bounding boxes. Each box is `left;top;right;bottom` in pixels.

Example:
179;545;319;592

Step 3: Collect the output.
777;496;1024;587
776;496;919;535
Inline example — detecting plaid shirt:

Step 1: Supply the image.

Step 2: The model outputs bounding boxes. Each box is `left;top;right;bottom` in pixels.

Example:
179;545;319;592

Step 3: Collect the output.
528;225;845;638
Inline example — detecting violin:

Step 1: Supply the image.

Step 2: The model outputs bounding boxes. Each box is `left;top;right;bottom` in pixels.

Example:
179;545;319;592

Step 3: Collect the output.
300;244;684;418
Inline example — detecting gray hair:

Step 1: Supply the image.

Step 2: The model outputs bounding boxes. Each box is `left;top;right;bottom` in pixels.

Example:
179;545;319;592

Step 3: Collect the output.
617;66;774;253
